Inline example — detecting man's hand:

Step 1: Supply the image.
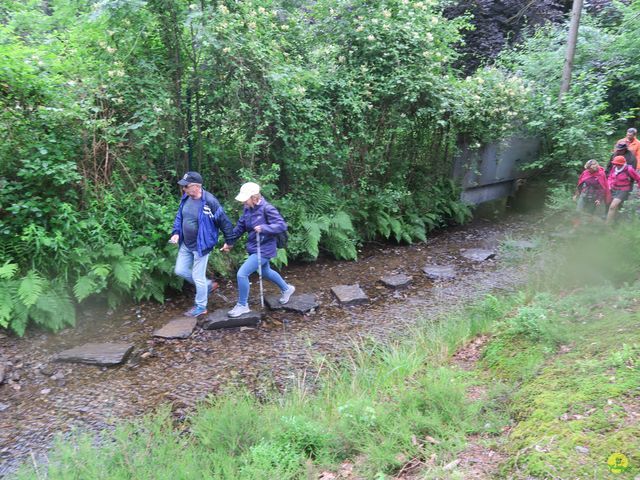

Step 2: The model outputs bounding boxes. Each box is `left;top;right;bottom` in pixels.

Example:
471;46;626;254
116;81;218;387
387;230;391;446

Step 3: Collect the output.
572;194;578;202
169;234;179;244
254;225;263;233
220;243;232;252
595;199;601;206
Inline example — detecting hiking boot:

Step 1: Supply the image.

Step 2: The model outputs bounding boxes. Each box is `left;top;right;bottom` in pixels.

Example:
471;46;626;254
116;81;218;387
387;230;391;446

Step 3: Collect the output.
279;285;296;304
185;305;208;317
227;304;251;318
208;280;220;295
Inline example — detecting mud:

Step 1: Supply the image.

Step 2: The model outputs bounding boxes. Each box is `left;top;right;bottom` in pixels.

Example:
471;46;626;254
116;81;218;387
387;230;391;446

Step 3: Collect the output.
0;214;540;476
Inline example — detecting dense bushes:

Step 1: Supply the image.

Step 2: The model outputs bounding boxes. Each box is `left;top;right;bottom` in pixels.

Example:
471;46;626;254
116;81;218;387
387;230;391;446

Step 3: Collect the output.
2;0;639;334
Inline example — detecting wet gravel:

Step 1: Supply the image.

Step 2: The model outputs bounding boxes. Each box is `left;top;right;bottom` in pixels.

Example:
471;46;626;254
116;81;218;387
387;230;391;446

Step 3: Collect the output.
0;213;540;477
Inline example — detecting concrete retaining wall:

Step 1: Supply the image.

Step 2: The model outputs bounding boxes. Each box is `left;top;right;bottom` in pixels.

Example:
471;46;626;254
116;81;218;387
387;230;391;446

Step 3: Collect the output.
453;136;540;205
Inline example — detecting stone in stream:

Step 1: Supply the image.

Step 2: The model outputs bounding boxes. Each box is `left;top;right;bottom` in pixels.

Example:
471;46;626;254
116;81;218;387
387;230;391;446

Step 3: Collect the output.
331;284;369;306
55;343;134;366
200;309;262;330
422;265;456;280
153;317;197;339
265;293;319;313
379;274;412;289
461;248;496;262
0;363;5;384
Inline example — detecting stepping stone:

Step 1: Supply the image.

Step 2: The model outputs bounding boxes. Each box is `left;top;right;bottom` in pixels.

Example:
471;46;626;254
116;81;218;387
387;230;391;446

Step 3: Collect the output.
423;265;456;280
265;293;319;313
379;274;412;289
200;309;262;330
153;317;197;339
55;343;134;366
461;248;496;262
331;284;369;306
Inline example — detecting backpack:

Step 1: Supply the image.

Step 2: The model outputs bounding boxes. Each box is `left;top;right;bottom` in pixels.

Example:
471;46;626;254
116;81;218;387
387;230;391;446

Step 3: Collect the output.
262;203;289;249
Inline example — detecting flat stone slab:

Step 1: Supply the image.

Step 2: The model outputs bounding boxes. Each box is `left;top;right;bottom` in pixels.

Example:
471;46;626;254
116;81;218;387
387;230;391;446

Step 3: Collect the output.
200;309;262;330
265;293;319;313
331;284;369;306
379;274;412;289
423;265;456;280
55;343;134;366
153;317;197;339
461;248;496;262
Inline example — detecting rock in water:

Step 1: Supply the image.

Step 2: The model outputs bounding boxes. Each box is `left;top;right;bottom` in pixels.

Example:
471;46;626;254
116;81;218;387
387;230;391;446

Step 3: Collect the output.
461;249;496;262
153;317;197;339
379;274;412;289
200;309;262;330
422;265;456;280
265;293;319;313
55;343;134;366
331;285;369;306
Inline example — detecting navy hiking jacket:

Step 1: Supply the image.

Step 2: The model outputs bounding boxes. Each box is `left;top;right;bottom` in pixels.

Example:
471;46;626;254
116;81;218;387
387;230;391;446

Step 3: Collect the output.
172;189;236;256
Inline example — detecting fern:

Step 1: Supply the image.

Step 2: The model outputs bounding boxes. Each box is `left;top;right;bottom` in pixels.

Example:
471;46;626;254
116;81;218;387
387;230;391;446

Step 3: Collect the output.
0;281;14;328
112;257;135;288
33;287;75;331
103;243;124;258
91;264;112;279
301;220;322;259
18;270;45;307
0;262;17;279
10;300;29;337
74;275;98;302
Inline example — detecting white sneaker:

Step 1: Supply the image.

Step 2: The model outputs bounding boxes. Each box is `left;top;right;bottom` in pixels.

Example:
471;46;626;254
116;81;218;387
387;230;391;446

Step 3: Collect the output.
279;285;296;304
227;304;251;318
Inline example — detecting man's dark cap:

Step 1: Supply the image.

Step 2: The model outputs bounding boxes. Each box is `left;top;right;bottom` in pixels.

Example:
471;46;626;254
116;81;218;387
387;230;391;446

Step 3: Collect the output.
615;142;628;150
177;171;203;186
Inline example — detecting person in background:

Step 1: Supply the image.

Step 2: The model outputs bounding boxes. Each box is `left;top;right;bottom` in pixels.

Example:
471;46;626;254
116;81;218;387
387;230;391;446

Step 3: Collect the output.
221;182;295;318
573;159;610;226
614;128;640;169
169;171;236;317
606;141;636;173
606;156;640;225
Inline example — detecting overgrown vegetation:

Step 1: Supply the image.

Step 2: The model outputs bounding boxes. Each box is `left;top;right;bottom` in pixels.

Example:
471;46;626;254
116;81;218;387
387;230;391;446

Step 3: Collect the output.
2;0;640;334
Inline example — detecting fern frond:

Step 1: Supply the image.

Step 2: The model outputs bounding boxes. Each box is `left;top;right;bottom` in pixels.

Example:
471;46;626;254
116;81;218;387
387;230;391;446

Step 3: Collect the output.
10;301;29;337
301;220;322;259
91;264;112;279
112;257;135;288
0;262;18;279
103;243;124;258
388;217;403;243
0;281;15;328
74;275;98;302
18;270;45;307
34;288;76;331
329;211;354;232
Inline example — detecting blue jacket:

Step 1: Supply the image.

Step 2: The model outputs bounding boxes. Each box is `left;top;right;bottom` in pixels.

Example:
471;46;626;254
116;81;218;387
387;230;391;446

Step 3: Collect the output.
172;190;236;256
229;198;287;259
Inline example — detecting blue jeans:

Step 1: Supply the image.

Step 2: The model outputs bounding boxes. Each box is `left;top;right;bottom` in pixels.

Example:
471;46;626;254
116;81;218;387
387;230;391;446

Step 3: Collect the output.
175;244;210;308
237;254;288;306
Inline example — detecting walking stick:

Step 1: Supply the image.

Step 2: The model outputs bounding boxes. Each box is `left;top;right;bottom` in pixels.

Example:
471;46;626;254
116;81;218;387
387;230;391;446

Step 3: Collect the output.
256;232;265;308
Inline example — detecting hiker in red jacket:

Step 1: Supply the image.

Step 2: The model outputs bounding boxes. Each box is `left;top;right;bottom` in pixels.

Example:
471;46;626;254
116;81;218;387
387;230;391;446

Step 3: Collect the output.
573;159;610;224
606;156;640;224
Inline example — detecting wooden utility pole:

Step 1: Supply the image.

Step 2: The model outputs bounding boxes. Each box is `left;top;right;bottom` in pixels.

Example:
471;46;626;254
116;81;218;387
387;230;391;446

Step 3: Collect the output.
559;0;584;99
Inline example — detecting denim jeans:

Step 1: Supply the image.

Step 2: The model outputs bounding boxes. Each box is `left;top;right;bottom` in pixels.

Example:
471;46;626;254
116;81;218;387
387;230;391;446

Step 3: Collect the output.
175;244;210;308
237;253;288;306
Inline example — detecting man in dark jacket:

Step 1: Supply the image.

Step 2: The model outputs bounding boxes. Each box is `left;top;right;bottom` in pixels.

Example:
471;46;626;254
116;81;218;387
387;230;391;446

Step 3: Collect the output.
169;171;235;317
606;142;636;174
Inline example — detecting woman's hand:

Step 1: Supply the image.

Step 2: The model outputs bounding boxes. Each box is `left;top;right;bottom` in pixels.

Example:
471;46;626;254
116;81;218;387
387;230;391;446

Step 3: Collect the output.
254;225;263;233
220;243;232;252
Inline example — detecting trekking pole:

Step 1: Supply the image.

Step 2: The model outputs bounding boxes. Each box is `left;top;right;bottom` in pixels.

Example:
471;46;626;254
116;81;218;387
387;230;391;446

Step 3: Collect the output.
256;232;265;308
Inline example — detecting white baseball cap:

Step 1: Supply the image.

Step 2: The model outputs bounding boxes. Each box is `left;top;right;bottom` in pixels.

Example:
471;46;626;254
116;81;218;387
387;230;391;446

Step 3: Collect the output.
235;182;261;202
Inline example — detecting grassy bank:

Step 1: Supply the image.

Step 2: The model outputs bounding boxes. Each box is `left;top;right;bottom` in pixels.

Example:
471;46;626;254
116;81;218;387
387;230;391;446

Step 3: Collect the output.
15;235;640;479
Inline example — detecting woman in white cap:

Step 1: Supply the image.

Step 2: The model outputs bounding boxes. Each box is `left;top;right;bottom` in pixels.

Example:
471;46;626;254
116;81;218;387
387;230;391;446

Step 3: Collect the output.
221;182;295;317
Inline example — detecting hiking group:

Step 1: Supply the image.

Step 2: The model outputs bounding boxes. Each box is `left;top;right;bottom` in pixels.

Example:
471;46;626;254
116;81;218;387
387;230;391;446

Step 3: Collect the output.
169;172;295;318
574;127;640;226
